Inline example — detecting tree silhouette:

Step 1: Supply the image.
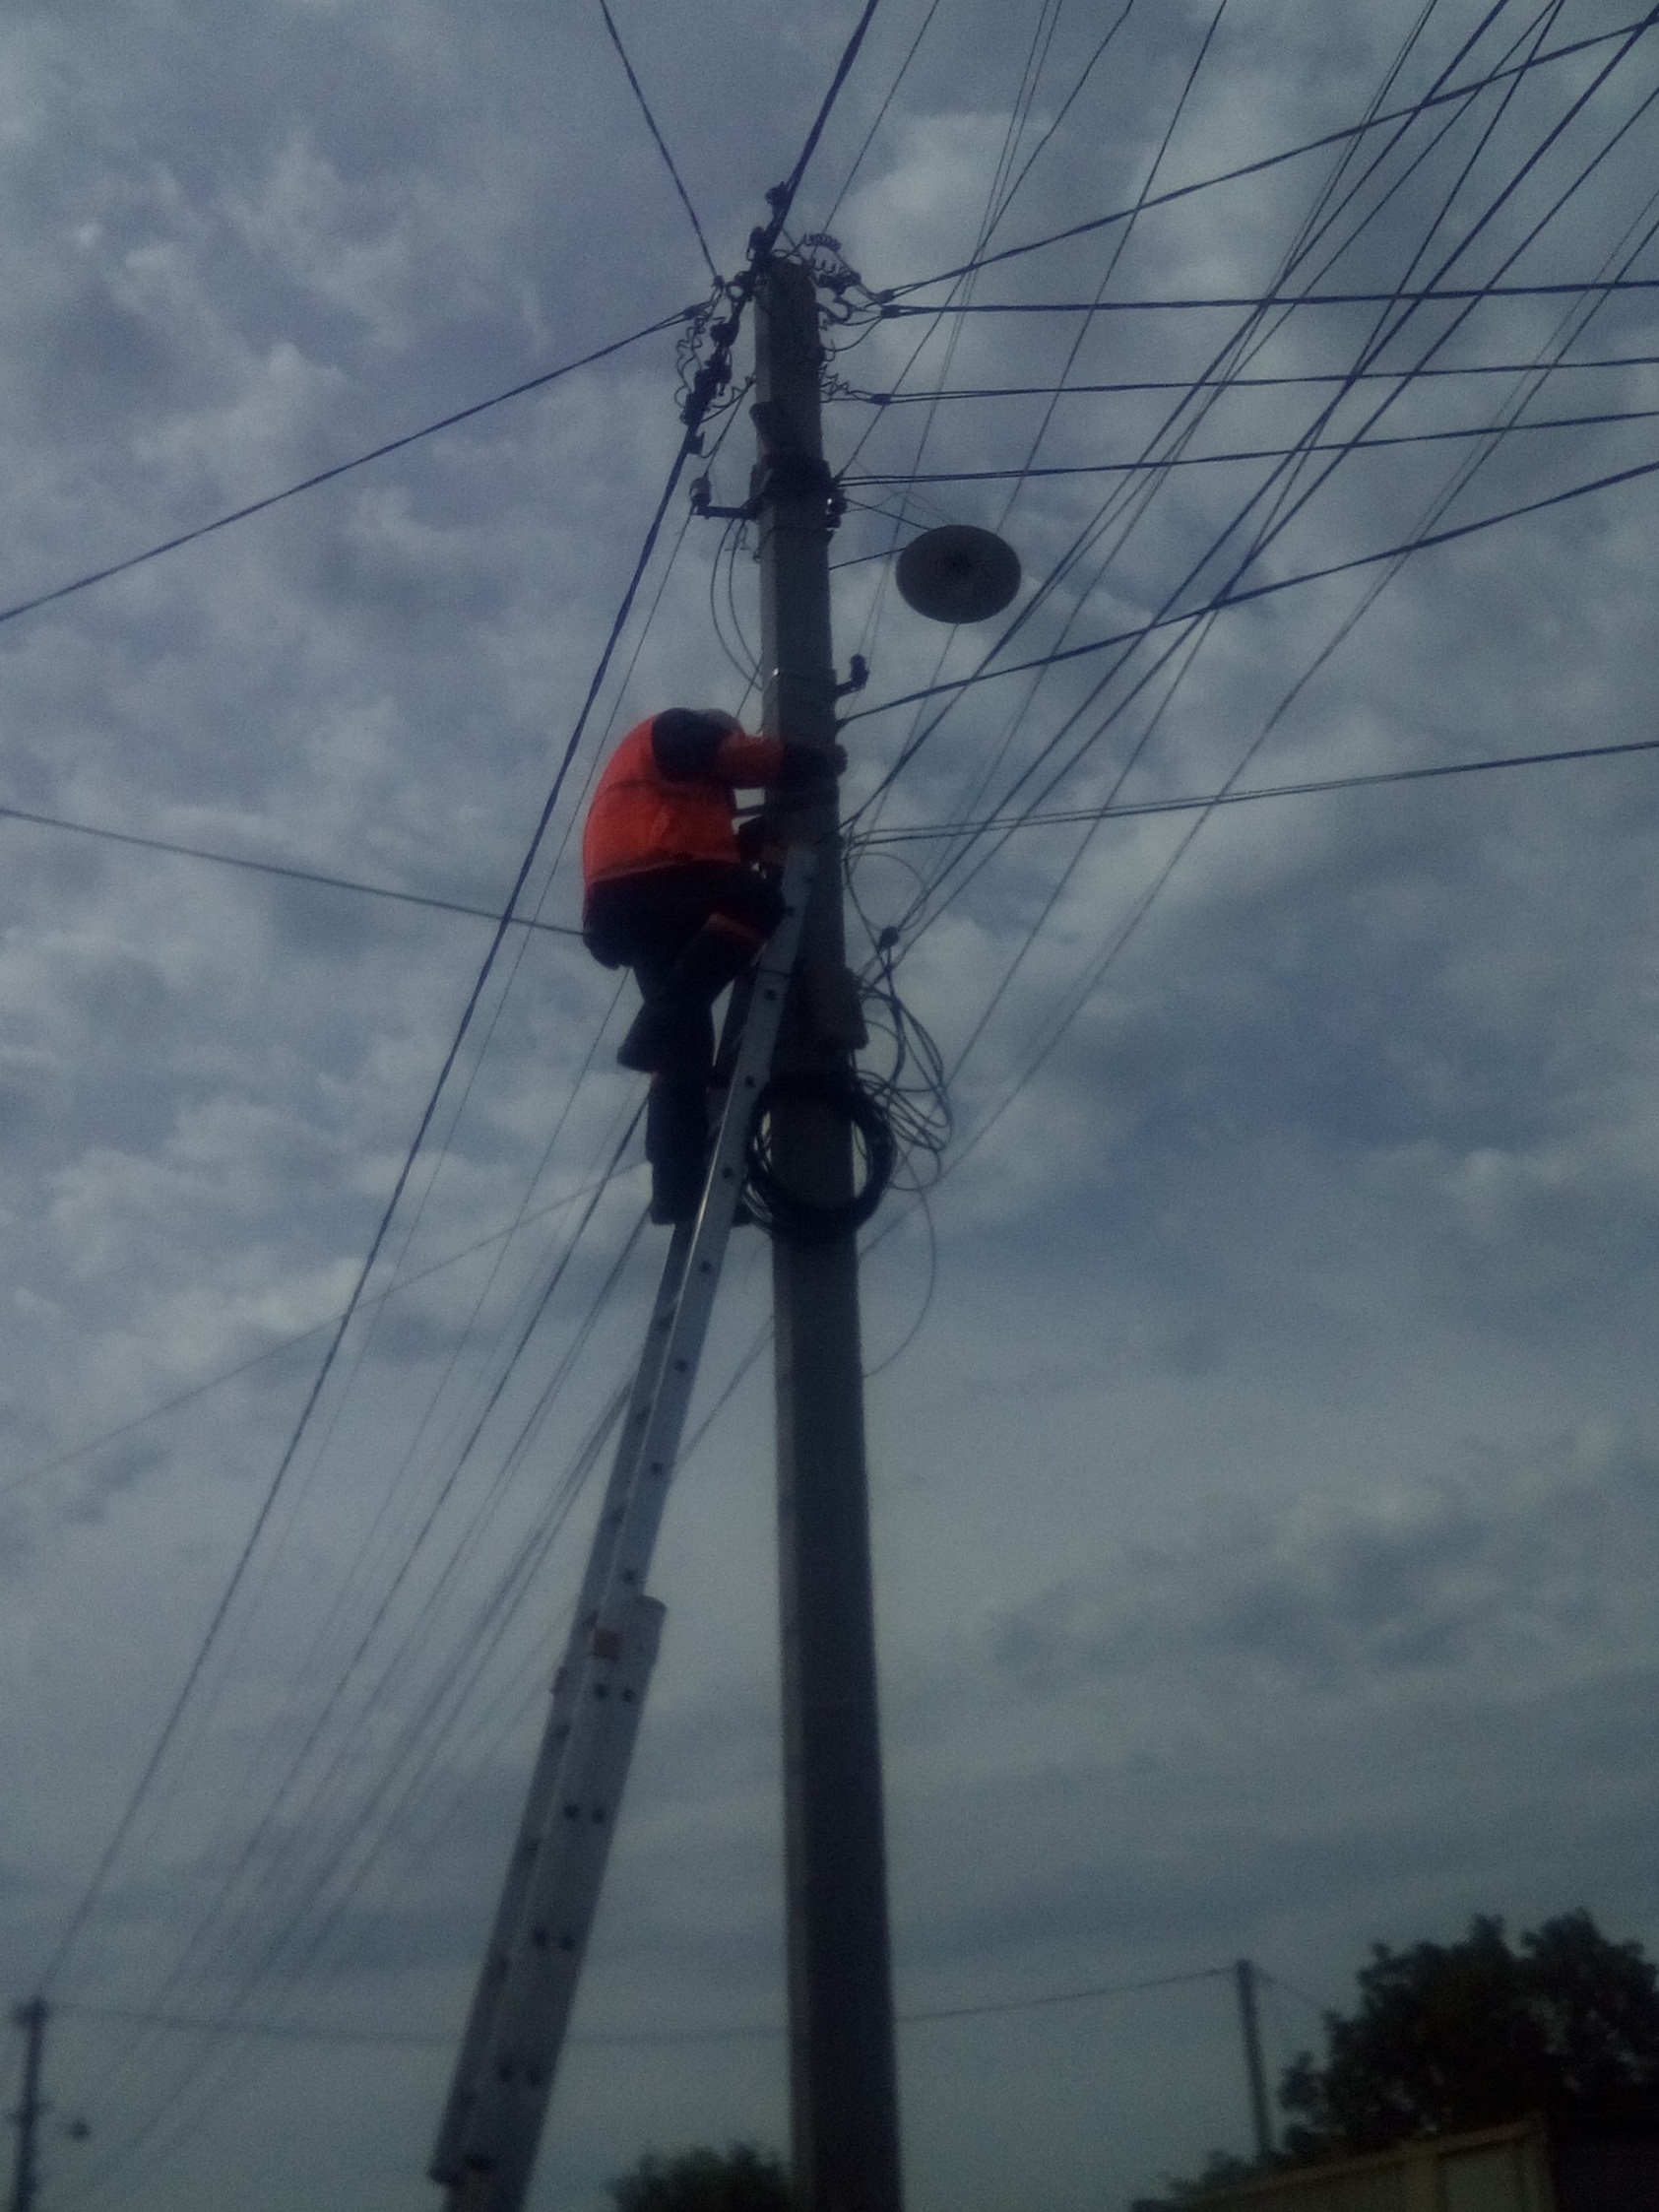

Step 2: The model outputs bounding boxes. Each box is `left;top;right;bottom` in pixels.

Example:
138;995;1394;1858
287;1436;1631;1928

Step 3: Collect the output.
1280;1911;1659;2158
608;2143;794;2212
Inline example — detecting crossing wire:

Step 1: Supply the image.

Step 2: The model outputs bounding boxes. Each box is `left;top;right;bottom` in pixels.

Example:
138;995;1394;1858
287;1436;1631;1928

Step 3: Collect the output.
911;125;1659;1229
71;431;744;2089
55;1360;640;2210
34;376;709;2002
855;15;1659;929
838;0;1659;1171
835;0;1155;831
836;0;1590;1197
875;10;1659;297
848;0;1232;863
821;0;944;231
888;213;1659;1211
838;0;1539;825
74;254;783;2123
843;409;1659;731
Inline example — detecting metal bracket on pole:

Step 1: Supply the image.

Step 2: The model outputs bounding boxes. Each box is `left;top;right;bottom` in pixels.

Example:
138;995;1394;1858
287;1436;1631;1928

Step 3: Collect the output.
431;844;817;2212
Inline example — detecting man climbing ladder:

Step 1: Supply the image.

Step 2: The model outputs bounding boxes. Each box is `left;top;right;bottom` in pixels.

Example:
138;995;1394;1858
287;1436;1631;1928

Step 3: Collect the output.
581;706;844;1221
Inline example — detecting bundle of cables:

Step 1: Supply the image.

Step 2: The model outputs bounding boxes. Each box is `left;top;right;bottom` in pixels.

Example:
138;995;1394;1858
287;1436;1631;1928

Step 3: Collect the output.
741;929;950;1243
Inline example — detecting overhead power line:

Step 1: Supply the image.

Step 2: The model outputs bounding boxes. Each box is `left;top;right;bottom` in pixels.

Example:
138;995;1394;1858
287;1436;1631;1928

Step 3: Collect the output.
852;735;1659;846
836;354;1659;403
843;0;1649;823
0;306;697;636
54;1962;1232;2049
822;0;944;229
0;1166;634;1507
768;0;887;231
34;364;711;2004
597;0;722;283
0;799;583;936
876;276;1659;315
843;445;1659;726
850;12;1659;1030
844;404;1659;483
878;13;1659;297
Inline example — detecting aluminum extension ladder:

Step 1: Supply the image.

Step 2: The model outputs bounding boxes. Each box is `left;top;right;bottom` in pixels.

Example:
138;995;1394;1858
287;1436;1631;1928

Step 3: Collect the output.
429;843;816;2212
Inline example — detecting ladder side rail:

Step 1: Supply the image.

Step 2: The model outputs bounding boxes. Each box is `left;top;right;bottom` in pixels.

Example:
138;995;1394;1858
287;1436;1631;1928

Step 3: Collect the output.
444;1593;665;2212
443;846;815;2206
587;843;815;1635
431;1233;693;2182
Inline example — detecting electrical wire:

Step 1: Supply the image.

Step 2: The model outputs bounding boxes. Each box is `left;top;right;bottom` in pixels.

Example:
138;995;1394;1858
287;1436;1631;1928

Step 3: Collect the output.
0;1162;639;1508
0;798;584;937
851;734;1659;845
874;274;1659;313
0;307;697;637
91;1127;648;2107
841;0;1556;825
876;11;1659;298
839;0;1512;853
34;316;724;1998
821;0;944;231
850;0;1233;863
844;445;1659;729
853;3;1611;1246
834;0;1153;836
1260;1971;1330;2019
41;16;900;2150
843;404;1659;479
47;7;1659;2184
844;0;1659;1187
900;243;1659;1224
836;353;1659;401
597;0;722;283
54;1960;1235;2050
875;60;1659;955
767;0;888;238
56;1366;638;2207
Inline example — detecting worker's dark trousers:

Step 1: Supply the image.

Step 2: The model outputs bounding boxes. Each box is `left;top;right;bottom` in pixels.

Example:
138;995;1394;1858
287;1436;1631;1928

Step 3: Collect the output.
584;863;786;1222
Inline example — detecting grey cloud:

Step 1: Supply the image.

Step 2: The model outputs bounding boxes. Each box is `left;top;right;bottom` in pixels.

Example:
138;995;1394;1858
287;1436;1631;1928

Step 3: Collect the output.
1;4;1657;2208
984;1432;1659;1698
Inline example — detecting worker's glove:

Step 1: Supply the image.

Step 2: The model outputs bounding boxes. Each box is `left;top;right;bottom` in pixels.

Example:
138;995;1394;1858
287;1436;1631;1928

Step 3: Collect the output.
777;741;848;785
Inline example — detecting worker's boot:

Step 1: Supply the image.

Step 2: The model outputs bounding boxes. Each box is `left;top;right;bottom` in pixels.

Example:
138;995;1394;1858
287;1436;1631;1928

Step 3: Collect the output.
616;914;768;1073
616;992;712;1075
645;1073;709;1225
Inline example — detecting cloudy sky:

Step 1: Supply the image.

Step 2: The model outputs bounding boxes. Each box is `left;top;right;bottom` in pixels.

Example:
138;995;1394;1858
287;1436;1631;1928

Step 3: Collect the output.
2;1;1658;2208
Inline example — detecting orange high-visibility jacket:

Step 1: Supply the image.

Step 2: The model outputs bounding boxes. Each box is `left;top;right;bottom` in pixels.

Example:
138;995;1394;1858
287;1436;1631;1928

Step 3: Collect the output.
582;712;785;898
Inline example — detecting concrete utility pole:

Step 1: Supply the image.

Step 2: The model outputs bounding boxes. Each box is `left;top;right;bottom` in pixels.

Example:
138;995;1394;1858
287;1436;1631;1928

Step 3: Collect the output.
8;1999;47;2212
1234;1958;1274;2164
754;254;905;2212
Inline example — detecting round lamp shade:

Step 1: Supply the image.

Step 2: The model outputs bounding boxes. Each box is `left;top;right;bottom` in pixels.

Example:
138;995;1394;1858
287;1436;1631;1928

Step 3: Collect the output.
895;524;1021;624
